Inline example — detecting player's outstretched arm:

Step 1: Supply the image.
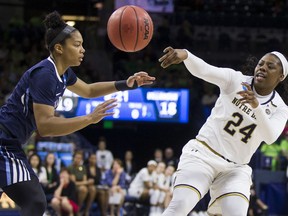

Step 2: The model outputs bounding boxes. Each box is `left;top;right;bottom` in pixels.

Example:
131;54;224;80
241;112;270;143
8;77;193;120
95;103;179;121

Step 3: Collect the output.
33;98;117;137
68;72;155;99
158;47;188;68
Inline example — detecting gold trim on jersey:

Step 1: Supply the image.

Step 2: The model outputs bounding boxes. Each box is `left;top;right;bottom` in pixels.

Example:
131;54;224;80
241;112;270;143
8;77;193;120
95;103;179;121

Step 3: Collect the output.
196;139;240;164
209;192;249;208
207;212;221;216
196;139;223;158
174;184;201;200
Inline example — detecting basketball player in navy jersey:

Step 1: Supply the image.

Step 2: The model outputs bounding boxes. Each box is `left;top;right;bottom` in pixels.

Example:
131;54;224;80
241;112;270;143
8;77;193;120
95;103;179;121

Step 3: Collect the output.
159;47;288;215
0;11;155;216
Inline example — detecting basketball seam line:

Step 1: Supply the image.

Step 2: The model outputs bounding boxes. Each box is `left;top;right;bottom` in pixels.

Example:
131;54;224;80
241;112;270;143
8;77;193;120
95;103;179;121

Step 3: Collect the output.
119;6;127;51
131;6;139;52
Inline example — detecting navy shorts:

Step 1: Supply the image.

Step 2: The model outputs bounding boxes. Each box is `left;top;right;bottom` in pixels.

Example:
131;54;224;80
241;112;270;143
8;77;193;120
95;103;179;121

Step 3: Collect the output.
0;130;35;188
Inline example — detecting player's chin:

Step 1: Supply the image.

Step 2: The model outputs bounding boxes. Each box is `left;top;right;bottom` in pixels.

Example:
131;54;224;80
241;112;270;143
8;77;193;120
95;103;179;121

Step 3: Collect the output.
253;80;266;89
72;61;82;67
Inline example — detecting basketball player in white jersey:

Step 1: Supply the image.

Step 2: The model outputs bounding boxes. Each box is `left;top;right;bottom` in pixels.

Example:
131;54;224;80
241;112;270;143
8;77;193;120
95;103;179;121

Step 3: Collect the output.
158;47;288;216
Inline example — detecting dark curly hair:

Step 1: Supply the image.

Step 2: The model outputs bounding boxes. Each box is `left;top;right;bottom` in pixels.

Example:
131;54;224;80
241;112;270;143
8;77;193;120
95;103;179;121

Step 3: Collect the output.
241;54;288;104
43;11;75;52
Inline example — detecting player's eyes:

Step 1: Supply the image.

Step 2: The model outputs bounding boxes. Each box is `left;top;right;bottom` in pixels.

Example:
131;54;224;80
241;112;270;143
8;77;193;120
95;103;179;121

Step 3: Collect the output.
73;42;82;47
257;62;263;66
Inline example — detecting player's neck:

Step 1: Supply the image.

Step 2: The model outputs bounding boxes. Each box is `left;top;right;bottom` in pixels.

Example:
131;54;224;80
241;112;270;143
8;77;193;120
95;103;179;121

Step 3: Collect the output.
50;54;68;76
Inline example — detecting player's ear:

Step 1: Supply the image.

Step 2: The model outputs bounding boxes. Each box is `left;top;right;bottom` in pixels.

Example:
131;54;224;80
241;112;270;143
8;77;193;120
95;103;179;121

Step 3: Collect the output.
280;74;285;82
54;44;63;54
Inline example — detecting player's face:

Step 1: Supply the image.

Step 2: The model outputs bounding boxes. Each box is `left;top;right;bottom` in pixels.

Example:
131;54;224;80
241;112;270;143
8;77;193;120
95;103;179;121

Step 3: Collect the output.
254;53;284;95
62;30;85;66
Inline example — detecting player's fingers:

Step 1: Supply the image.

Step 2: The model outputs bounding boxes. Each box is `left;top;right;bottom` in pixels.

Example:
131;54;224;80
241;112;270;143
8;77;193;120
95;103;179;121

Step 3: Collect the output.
101;112;115;117
146;76;156;81
137;77;155;86
158;53;169;63
102;103;118;112
95;104;117;117
131;72;155;84
98;99;117;109
139;78;155;84
138;74;156;81
163;46;173;53
159;53;176;68
158;47;174;63
241;82;251;91
134;71;148;76
133;73;155;81
142;81;154;85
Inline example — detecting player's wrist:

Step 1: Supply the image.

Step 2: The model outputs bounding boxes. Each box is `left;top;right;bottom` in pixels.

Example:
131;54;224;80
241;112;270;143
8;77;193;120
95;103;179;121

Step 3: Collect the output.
114;80;137;91
86;113;95;125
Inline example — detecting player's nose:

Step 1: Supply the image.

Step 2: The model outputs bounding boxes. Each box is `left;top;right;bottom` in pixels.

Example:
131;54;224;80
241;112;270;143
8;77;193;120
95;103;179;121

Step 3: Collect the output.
81;46;85;54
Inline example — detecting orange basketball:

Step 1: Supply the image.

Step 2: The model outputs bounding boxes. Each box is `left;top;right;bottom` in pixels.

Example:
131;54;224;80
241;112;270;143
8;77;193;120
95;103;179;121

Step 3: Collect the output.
107;5;154;52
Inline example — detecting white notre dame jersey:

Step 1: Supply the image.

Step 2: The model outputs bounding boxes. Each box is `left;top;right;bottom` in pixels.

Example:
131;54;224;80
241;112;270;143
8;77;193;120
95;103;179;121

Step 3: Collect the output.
184;51;288;164
129;167;155;190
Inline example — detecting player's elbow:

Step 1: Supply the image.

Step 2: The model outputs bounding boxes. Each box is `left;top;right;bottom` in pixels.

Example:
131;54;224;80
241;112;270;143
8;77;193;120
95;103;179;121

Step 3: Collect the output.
37;127;52;137
36;122;55;137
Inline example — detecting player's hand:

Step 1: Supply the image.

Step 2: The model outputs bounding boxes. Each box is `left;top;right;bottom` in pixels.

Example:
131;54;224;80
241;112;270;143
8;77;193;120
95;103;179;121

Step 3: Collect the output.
89;99;118;124
237;82;259;108
158;47;188;68
127;71;155;88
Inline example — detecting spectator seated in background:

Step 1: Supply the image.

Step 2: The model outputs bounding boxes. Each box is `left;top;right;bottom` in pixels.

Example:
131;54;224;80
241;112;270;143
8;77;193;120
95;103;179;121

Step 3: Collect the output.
28;153;48;187
162;165;175;210
248;184;268;216
96;137;114;177
123;150;137;184
149;162;166;216
43;152;59;202
51;168;79;216
128;160;157;203
86;153;109;216
260;142;282;171
279;127;288;170
153;148;164;163
163;147;178;169
103;159;127;216
68;150;95;216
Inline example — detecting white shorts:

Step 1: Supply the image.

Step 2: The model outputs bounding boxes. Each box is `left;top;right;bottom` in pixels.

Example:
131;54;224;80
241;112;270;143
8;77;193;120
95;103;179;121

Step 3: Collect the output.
174;139;252;215
128;187;144;198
